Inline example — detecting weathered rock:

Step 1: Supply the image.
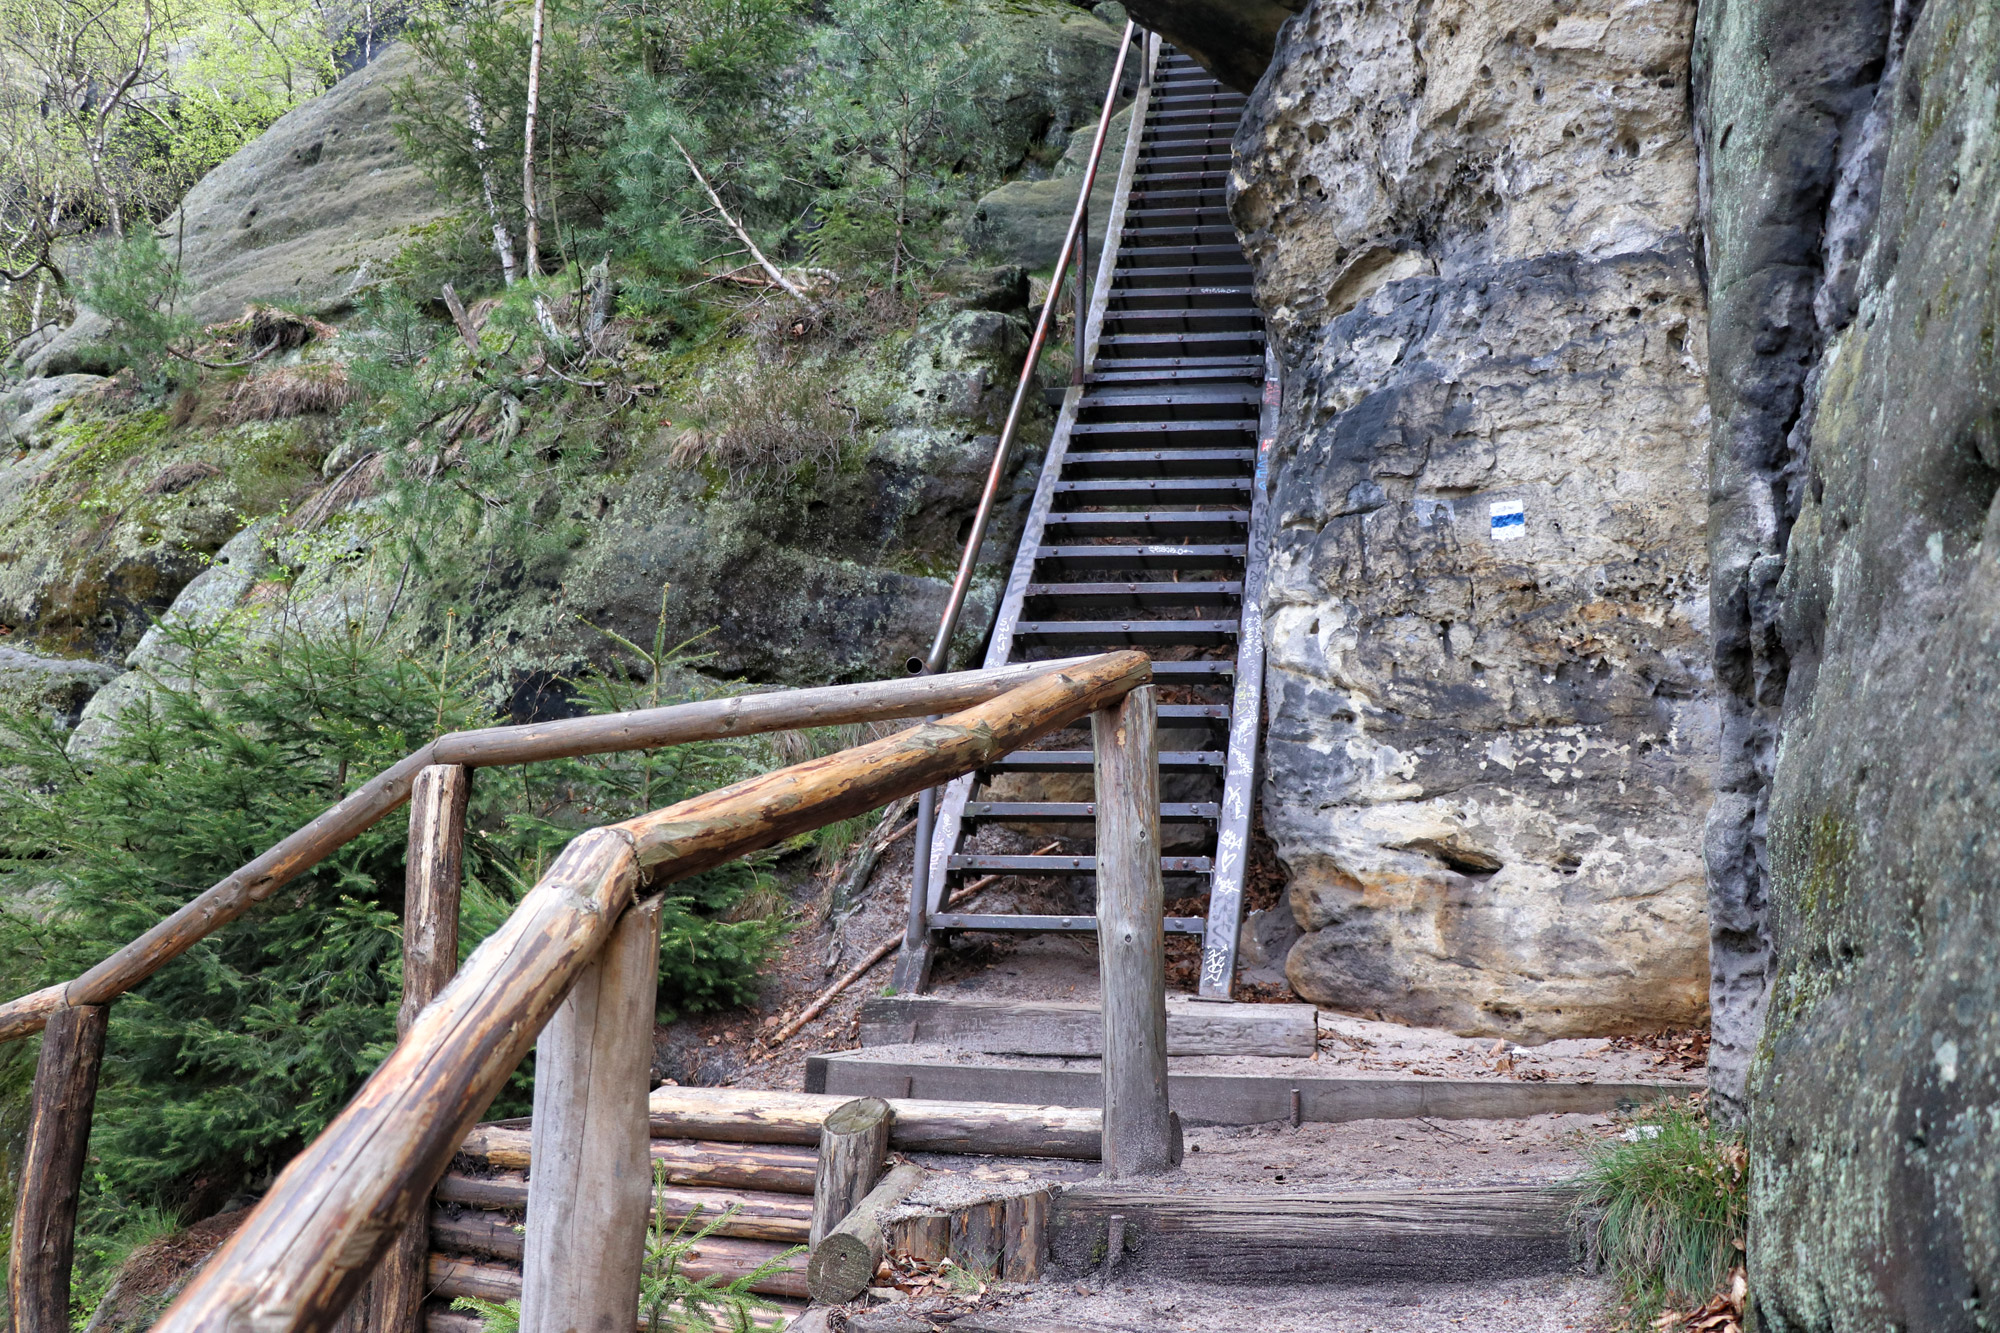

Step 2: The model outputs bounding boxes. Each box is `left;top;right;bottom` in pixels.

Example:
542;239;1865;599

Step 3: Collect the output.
1120;0;1305;91
1724;0;2000;1324
0;647;119;728
0;375;111;444
26;45;444;377
1235;0;1714;1040
971;107;1129;270
1691;0;1901;1114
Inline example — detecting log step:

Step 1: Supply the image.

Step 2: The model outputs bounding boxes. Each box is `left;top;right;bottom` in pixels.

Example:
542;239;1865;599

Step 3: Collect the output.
457;1125;819;1193
1047;1185;1578;1284
643;1086;1104;1158
858;996;1318;1058
427;1241;808;1302
433;1174;813;1243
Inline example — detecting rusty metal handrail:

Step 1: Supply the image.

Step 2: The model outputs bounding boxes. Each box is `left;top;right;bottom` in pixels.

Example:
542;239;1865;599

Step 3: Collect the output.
908;18;1143;678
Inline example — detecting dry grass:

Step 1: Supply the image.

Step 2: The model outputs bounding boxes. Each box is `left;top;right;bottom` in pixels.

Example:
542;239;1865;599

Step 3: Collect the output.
216;363;362;424
670;367;856;492
202;304;338;353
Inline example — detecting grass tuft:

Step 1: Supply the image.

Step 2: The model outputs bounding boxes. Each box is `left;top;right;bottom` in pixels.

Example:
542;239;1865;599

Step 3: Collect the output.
1571;1097;1747;1326
217;362;363;424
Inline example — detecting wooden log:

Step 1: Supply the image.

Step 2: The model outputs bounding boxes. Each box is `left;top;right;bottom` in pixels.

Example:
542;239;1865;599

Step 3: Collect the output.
151;827;640;1333
7;1003;108;1333
433;1174;812;1244
459;1127;819;1194
369;764;471;1333
645;1086;1103;1160
1093;686;1175;1178
429;657;1101;768
1045;1184;1577;1283
857;995;1317;1058
616;652;1152;880
428;1237;809;1302
429;1210;523;1261
425;1301;800;1333
804;1161;925;1306
150;660;1148;1333
521;898;661;1333
1002;1191;1052;1283
948;1200;1005;1277
0;655;1110;1045
809;1098;891;1246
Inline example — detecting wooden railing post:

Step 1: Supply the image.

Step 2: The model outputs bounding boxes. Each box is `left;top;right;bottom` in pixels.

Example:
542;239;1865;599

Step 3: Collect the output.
1092;685;1176;1178
8;1003;109;1333
364;764;471;1333
519;897;661;1333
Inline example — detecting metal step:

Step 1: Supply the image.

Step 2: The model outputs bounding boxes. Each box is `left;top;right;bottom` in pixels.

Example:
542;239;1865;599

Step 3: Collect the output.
1110;264;1252;287
1106;285;1255;310
1061;449;1254;477
1115;244;1248;268
1066;420;1257;447
946;854;1213;875
962;800;1221;824
1096;330;1267;357
1099;310;1262;335
928;914;1208;934
1033;543;1246;572
1077;386;1261;420
1023;580;1244;609
1053;477;1253;507
983;749;1225;773
1039;511;1250;539
1010;619;1240;647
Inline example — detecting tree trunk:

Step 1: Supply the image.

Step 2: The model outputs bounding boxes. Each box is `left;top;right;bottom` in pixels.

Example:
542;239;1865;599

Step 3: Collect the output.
520;0;546;281
463;75;517;284
809;1098;891;1245
804;1161;925;1305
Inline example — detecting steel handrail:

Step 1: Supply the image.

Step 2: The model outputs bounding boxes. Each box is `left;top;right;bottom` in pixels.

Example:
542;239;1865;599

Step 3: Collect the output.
909;19;1143;678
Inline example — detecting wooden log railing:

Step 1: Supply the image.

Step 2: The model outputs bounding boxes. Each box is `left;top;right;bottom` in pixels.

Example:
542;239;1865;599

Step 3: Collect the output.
13;651;1152;1333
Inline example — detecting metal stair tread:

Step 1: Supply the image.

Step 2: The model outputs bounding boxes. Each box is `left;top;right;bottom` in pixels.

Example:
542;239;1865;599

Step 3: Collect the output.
946;854;1214;874
982;749;1226;771
927;914;1208;934
963;801;1222;822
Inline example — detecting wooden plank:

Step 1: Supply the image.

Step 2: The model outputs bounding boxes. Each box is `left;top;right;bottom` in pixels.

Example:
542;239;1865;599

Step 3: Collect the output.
645;1087;1102;1160
1093;686;1175;1179
809;1098;890;1246
810;1055;1687;1125
432;1174;812;1244
7;1003;107;1333
521;899;660;1333
369;764;471;1333
1047;1184;1576;1283
0;657;1101;1044
461;1126;821;1194
804;1162;925;1304
857;997;1315;1057
1002;1191;1052;1283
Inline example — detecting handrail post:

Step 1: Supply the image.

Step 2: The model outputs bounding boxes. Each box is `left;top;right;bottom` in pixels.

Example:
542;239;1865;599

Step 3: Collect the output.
1093;685;1177;1178
520;898;662;1333
8;1002;108;1333
366;764;471;1333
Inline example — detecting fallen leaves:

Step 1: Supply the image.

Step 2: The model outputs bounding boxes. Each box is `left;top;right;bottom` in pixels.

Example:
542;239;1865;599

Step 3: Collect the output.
1655;1266;1747;1333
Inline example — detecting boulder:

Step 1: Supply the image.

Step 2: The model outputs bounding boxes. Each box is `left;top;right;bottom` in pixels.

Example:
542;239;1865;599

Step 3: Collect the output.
970;107;1128;271
0;647;119;729
1236;0;1714;1041
26;44;444;377
0;375;111;444
1716;0;2000;1323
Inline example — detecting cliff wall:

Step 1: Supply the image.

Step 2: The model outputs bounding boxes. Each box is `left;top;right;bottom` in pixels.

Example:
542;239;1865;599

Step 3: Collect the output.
1230;0;1716;1041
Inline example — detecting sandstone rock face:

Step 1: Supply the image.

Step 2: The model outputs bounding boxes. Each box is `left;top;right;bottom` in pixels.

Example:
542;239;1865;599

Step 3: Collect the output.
1709;0;2000;1322
1119;0;1305;91
1691;0;1899;1117
1233;0;1714;1041
0;647;119;728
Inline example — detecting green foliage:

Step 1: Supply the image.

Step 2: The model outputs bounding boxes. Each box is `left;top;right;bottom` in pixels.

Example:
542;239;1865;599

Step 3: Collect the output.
639;1165;798;1333
804;0;1010;286
78;231;195;392
0;609;786;1313
1571;1099;1748;1324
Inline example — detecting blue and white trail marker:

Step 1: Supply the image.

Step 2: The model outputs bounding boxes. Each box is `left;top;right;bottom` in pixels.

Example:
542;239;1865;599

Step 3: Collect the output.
1489;500;1525;542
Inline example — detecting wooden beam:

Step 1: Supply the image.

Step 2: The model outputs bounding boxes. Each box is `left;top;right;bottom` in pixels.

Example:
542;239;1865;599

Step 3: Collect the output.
7;1003;108;1333
431;657;1101;768
0;655;1111;1045
809;1099;890;1246
369;764;471;1333
616;653;1153;880
644;1086;1102;1159
804;1162;925;1305
432;1175;813;1244
458;1126;819;1194
428;1241;809;1303
1047;1184;1576;1283
809;1054;1686;1124
857;996;1317;1058
1093;686;1176;1178
521;899;661;1333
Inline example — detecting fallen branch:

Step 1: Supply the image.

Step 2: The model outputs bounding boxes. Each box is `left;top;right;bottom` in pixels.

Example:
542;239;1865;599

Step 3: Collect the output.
769;841;1060;1047
668;135;807;301
441;284;481;357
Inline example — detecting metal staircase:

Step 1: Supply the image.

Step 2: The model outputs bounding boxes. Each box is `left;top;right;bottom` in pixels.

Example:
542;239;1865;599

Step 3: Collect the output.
896;47;1275;1000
